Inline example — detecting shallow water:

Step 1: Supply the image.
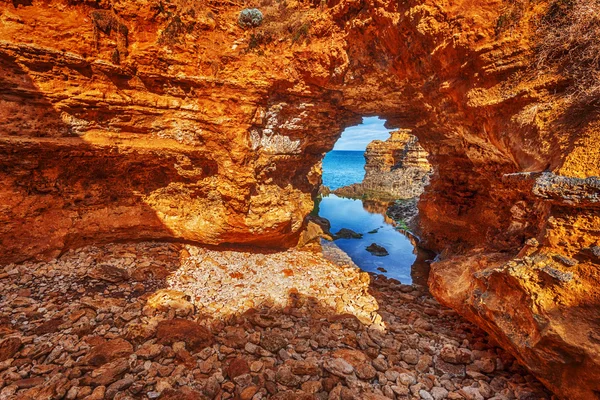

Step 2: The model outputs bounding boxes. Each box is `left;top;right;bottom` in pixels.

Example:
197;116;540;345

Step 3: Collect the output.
317;194;428;284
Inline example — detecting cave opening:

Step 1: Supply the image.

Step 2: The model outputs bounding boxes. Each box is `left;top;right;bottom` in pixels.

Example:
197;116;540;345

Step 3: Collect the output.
315;116;434;285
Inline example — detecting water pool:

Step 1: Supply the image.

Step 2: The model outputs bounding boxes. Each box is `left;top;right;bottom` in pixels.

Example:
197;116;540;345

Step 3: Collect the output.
317;194;429;284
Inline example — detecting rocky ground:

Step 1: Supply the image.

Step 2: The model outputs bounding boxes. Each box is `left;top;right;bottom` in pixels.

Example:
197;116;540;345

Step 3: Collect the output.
0;242;552;400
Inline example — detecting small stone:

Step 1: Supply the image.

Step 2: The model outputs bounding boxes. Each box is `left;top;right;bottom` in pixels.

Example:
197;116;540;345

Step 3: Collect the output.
240;385;259;400
260;331;287;353
401;349;420;365
398;372;416;386
420;390;434;400
324;358;354;377
440;345;471;364
431;386;449;400
459;386;485;400
146;289;194;316
434;356;466;377
136;342;163;360
83;385;106;400
474;358;495;374
250;360;263;372
88;264;129;283
82;338;133;366
85;358;129;386
275;365;301;387
156;319;213;352
334;228;363;239
372;357;388;372
0;338;21;362
227;357;250;379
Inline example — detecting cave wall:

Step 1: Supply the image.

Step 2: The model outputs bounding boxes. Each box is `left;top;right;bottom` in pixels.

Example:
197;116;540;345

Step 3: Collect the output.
0;0;598;398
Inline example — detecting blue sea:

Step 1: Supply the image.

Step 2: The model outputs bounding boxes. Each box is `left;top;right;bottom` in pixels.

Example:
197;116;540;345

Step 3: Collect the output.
318;150;430;284
322;151;365;190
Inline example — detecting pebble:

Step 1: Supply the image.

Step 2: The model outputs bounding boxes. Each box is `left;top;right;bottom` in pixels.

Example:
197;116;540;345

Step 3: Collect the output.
0;241;551;400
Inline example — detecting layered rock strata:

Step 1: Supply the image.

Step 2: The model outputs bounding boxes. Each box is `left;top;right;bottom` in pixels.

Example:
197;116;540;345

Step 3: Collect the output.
334;130;432;200
0;0;598;397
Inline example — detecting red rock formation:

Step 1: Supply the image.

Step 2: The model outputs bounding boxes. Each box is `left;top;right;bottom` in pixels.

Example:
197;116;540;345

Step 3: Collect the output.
0;0;598;398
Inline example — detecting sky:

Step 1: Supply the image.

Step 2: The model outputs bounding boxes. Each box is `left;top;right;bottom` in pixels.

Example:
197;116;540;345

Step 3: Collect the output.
332;117;394;151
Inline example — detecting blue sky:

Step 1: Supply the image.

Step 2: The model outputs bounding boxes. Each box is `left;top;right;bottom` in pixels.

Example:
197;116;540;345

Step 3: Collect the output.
332;117;393;151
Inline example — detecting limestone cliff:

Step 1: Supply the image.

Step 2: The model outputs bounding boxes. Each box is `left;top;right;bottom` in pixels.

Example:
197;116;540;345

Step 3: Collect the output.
334;130;431;200
0;0;599;398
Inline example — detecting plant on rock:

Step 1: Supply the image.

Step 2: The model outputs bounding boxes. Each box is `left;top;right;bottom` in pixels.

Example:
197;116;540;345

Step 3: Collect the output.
238;8;263;28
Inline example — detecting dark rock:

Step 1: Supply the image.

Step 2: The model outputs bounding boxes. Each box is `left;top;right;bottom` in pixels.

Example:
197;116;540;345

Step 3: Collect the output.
366;243;389;256
334;228;363;240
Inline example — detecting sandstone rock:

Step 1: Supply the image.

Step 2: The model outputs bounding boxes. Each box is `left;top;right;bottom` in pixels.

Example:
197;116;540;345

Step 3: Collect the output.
440;345;472;364
227;357;250;379
156;319;213;352
0;2;599;397
459;386;484;400
82;338;133;366
85;358;129;386
324;358;354;377
0;337;21;361
145;290;194;316
88;264;129;283
158;387;204;400
334;130;431;201
260;331;288;353
275;365;301;387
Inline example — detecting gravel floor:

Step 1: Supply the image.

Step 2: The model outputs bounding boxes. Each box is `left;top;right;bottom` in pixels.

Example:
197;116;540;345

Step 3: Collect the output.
0;242;552;400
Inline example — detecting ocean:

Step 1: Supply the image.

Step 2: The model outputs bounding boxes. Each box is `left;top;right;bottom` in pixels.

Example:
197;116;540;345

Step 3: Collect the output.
319;150;424;284
322;150;365;190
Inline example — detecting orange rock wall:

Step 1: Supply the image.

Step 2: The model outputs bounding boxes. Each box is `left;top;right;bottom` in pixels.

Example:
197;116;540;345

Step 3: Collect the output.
0;0;598;398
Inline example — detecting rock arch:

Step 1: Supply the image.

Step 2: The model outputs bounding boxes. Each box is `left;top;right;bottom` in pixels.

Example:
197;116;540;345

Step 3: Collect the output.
0;0;598;397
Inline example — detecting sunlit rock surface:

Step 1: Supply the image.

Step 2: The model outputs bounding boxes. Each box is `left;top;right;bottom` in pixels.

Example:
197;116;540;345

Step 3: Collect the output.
0;0;598;397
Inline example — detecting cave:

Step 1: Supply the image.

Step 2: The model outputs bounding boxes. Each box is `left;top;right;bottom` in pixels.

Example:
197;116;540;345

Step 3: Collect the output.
0;0;598;398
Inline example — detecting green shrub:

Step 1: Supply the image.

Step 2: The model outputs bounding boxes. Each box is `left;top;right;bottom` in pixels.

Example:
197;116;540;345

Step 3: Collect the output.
238;8;264;28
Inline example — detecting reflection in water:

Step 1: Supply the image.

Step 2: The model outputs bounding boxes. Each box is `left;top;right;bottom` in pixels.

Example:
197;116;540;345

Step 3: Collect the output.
318;194;432;285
